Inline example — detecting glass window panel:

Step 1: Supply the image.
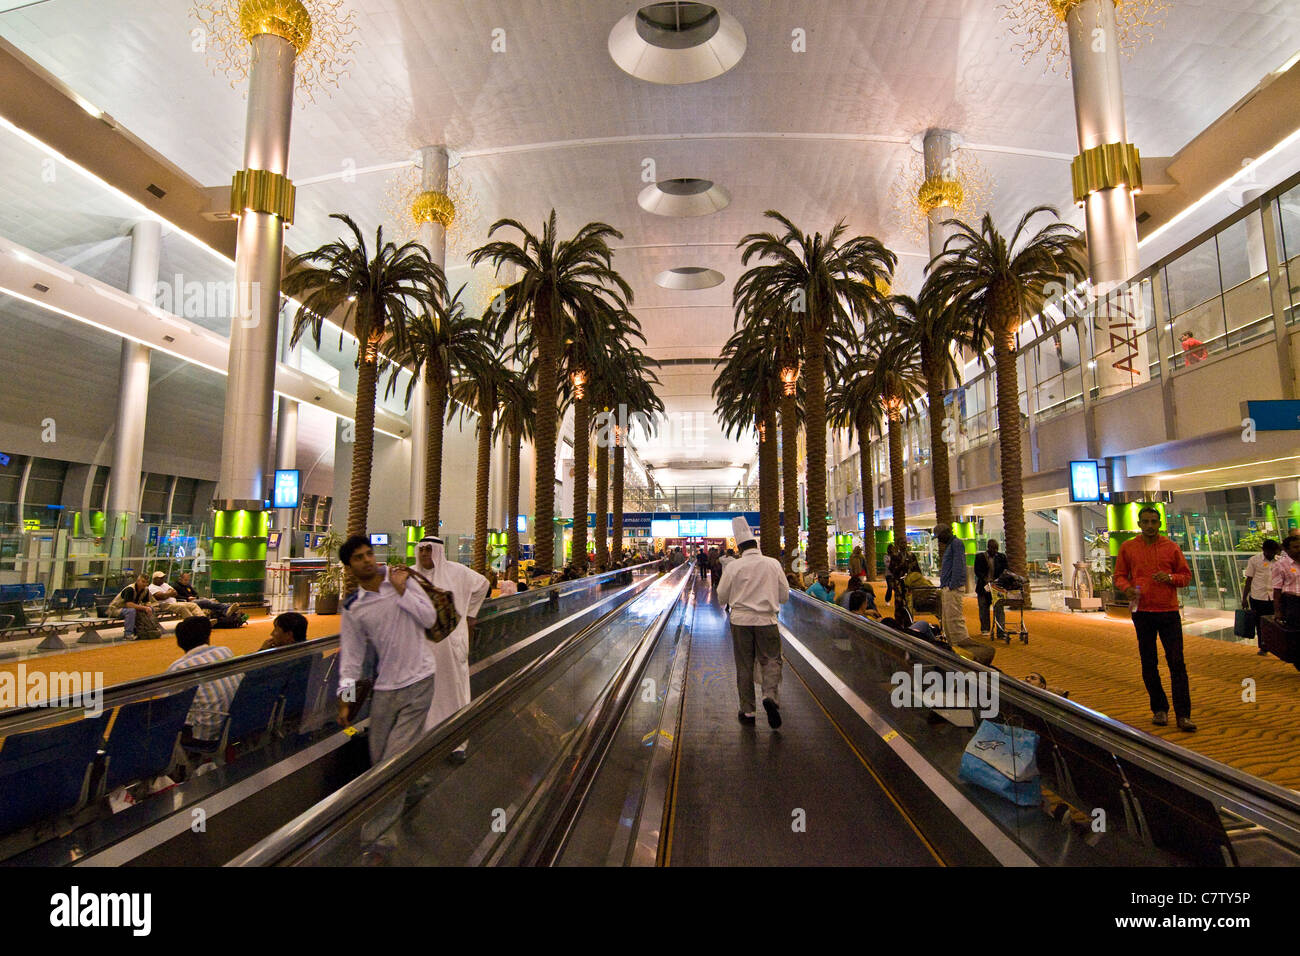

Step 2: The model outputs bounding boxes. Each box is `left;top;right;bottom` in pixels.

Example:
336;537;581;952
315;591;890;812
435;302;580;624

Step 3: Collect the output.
1164;236;1222;316
1275;186;1300;324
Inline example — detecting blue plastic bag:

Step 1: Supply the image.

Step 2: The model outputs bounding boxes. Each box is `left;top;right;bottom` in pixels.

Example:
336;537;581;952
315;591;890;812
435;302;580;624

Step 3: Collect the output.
959;720;1042;806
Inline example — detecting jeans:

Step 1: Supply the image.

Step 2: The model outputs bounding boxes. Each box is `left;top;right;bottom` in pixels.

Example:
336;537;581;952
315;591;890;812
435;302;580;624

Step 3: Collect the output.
1132;610;1191;719
731;623;781;713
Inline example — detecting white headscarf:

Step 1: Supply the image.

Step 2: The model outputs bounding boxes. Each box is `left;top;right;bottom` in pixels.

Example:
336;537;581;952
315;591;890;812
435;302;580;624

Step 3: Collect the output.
416;535;487;619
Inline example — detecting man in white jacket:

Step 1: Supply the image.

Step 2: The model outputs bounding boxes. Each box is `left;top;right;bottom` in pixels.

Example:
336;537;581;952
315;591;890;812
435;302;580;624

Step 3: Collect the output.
417;535;490;761
716;516;790;729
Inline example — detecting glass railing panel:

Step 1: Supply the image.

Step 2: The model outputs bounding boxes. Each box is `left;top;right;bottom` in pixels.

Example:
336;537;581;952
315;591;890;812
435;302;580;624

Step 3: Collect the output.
1167;295;1229;370
1222;272;1277;350
276;567;687;865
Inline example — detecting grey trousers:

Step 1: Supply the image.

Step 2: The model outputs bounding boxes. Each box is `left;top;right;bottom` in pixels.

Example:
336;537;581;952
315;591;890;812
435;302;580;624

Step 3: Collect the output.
731;623;781;713
363;673;436;850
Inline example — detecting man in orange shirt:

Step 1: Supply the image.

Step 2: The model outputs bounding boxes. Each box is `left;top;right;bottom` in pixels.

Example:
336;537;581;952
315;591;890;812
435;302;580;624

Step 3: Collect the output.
1114;507;1196;732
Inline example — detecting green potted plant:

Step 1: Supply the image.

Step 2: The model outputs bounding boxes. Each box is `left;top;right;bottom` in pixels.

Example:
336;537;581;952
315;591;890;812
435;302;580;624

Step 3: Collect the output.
314;527;345;615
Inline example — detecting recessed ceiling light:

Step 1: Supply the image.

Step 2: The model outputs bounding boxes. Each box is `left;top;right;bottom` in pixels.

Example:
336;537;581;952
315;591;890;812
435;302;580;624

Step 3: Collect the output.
609;2;747;85
655;267;725;290
638;178;731;216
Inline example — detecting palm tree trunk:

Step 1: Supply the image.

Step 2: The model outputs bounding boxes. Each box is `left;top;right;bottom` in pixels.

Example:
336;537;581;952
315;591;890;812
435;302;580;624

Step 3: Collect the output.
349;343;378;539
759;406;780;559
888;409;906;548
926;360;953;528
857;420;876;581
804;327;829;575
571;396;590;570
780;389;799;572
423;372;447;534
506;426;521;564
533;313;559;573
612;441;625;560
594;438;609;568
994;327;1027;581
473;399;492;574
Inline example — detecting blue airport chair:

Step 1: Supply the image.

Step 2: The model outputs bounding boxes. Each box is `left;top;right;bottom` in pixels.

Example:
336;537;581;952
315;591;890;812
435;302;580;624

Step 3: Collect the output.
101;689;198;794
278;653;322;729
0;714;111;836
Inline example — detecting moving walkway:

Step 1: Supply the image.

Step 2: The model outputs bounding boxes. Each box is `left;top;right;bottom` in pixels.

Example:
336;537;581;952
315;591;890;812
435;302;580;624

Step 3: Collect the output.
0;562;660;865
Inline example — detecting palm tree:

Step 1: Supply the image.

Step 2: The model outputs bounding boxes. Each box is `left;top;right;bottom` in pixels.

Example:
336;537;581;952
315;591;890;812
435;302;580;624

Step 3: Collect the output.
494;365;535;567
390;284;481;535
469;211;633;573
714;330;784;559
735;212;895;574
608;356;663;560
826;361;885;579
848;330;925;545
449;332;507;574
927;207;1085;579
892;284;965;528
284;214;442;542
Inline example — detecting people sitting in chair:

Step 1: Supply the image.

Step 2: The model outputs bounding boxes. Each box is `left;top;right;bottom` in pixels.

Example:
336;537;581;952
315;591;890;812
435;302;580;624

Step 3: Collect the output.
807;571;836;603
148;571;203;619
166;616;242;744
838;576;876;613
171;572;232;616
259;611;308;651
112;574;162;640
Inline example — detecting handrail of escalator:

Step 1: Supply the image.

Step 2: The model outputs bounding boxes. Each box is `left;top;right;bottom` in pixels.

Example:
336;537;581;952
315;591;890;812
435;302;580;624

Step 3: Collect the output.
229;567;665;866
513;566;695;866
786;590;1300;848
0;561;660;740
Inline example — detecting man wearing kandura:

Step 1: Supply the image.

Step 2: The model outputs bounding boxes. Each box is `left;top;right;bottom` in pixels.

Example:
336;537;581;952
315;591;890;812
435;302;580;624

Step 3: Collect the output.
716;516;790;729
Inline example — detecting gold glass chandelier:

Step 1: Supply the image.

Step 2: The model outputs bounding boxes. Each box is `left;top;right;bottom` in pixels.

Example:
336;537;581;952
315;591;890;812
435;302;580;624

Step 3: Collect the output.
999;0;1171;74
887;148;993;246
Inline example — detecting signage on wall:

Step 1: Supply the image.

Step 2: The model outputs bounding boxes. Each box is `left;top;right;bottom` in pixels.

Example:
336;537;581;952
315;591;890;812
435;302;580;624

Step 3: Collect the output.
857;511;865;531
517;514;528;534
1068;460;1101;503
147;526;159;546
272;469;302;509
0;454;10;467
1243;400;1300;431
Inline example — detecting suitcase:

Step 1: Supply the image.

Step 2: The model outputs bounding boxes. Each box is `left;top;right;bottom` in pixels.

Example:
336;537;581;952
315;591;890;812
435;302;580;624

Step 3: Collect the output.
1259;615;1300;668
1234;607;1256;639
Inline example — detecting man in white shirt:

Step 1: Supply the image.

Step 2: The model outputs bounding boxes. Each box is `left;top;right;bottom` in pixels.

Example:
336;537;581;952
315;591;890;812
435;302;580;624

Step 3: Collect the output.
1242;539;1281;654
148;571;202;619
416;534;489;761
716;516;790;729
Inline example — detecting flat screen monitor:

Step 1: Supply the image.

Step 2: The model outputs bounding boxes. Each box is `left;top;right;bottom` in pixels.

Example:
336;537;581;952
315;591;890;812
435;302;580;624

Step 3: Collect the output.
369;533;389;546
857;511;865;531
651;519;678;538
517;514;527;533
678;519;706;536
272;469;301;509
1069;460;1101;503
706;518;733;538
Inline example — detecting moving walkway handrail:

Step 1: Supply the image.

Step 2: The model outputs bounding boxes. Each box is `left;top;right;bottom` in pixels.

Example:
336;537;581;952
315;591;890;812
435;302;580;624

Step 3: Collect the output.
788;591;1300;847
230;569;666;866
0;561;659;740
514;565;695;866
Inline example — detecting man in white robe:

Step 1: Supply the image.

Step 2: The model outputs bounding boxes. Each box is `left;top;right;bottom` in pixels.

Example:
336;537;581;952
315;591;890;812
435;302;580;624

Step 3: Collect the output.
416;535;489;761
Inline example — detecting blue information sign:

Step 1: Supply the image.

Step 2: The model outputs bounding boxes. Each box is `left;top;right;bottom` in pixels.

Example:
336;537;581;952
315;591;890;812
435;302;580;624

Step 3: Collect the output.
272;469;301;509
1245;400;1300;431
517;514;528;534
1069;460;1101;503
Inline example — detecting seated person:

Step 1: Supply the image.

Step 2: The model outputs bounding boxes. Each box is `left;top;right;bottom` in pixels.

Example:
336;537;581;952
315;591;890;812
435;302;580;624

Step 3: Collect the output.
167;616;243;744
259;611;308;651
171;572;233;616
148;571;202;619
110;574;162;640
807;571;837;603
847;589;880;619
838;576;876;612
496;569;518;597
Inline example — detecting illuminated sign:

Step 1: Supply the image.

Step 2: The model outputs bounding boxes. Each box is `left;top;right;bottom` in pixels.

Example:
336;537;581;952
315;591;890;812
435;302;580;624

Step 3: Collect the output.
517;514;528;533
370;533;389;546
272;469;302;509
1069;460;1101;503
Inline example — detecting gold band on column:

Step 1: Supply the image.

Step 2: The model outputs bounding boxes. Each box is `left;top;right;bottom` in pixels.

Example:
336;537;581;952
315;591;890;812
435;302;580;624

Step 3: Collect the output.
1070;142;1142;205
411;190;456;228
230;168;297;222
917;177;965;214
239;0;313;53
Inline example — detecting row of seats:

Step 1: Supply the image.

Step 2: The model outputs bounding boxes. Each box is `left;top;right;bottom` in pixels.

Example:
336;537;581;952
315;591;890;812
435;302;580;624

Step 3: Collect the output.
0;651;343;841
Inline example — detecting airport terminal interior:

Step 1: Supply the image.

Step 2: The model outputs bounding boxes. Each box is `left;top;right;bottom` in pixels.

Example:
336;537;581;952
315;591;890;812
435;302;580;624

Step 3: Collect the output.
2;0;1300;870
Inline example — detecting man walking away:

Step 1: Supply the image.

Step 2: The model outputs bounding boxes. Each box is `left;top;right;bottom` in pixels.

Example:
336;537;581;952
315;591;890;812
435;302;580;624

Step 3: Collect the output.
974;540;1009;638
934;524;971;646
1243;539;1281;654
336;535;439;859
416;535;489;762
716;516;790;729
1114;507;1196;732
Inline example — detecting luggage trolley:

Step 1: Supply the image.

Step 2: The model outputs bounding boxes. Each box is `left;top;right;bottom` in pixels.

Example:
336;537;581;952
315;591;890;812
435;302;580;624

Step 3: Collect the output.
989;581;1029;644
901;584;944;633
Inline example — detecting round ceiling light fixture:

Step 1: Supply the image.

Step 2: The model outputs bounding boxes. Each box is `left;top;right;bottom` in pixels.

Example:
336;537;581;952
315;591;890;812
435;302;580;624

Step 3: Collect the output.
638;177;731;216
609;2;747;85
655;266;725;290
